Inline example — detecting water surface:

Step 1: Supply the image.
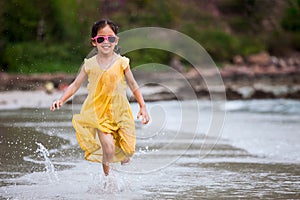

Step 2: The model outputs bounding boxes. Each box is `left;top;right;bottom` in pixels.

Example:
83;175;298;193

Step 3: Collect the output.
1;100;300;199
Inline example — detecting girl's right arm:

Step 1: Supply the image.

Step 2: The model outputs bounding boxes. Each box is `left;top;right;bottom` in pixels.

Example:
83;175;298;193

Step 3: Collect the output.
50;66;87;111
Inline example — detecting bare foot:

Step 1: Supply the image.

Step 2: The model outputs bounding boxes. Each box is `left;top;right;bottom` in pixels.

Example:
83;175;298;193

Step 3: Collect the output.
121;157;130;165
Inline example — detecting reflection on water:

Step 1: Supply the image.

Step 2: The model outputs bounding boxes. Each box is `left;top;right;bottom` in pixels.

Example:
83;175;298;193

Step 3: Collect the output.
0;100;300;199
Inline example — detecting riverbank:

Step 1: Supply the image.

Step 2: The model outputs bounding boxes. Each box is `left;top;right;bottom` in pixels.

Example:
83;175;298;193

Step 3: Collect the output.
1;52;300;102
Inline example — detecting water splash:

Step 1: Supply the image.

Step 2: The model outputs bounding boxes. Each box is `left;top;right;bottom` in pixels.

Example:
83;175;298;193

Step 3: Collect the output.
35;142;59;182
88;165;130;194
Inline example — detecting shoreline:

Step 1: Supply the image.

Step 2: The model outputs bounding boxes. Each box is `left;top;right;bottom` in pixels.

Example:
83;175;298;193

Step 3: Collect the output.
1;52;300;103
1;69;300;110
0;90;63;110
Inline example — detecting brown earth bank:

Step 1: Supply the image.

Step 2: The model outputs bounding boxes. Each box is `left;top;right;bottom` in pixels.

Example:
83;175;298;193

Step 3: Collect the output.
1;52;300;101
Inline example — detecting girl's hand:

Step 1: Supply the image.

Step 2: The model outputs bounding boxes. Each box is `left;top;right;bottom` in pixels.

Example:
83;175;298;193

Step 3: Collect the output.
50;100;63;111
137;106;150;124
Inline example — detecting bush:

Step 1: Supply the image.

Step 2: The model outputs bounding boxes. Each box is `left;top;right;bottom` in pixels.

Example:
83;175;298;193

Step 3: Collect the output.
238;36;266;56
3;42;85;73
124;49;172;69
183;28;240;62
280;0;300;52
281;5;300;32
198;30;240;61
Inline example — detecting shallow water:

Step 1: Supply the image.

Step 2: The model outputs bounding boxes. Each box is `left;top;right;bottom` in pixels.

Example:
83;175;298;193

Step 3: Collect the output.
0;100;300;199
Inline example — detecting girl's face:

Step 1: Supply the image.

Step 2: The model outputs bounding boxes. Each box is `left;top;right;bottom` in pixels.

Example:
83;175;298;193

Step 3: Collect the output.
92;25;118;56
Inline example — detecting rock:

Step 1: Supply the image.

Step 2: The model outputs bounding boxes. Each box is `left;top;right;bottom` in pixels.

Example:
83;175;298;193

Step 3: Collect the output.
251;90;275;99
170;56;184;72
226;88;242;100
195;89;210;99
285;90;300;99
254;83;289;97
294;58;300;66
287;57;295;66
270;56;279;65
247;52;270;66
236;86;255;99
233;55;244;65
278;58;287;68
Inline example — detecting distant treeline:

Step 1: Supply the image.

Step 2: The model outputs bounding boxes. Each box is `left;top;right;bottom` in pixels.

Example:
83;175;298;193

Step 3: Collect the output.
0;0;299;73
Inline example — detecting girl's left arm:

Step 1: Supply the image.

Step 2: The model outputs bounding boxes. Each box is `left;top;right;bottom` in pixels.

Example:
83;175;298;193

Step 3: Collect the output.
124;66;150;124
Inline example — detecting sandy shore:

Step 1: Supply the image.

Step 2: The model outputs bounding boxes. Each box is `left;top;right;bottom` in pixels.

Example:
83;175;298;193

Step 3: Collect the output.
1;72;300;110
0;90;64;110
0;85;177;110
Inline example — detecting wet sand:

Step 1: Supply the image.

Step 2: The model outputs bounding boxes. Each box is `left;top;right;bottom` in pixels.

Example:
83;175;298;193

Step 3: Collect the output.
1;100;300;199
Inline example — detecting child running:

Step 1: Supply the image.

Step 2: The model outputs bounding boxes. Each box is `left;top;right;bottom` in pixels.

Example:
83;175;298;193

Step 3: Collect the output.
50;19;150;176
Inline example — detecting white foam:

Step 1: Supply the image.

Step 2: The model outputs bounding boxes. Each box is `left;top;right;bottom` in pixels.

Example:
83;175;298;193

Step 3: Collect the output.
0;162;138;200
224;99;300;114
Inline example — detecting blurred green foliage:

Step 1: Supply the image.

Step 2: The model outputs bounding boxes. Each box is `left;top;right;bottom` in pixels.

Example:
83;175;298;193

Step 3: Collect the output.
0;0;299;73
281;0;300;31
281;0;300;51
2;42;83;73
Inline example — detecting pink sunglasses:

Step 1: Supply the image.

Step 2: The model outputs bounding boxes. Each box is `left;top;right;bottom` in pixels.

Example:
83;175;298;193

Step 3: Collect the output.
93;35;118;44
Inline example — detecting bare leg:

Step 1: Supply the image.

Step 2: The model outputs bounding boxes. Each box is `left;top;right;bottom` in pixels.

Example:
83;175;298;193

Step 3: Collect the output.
97;130;115;176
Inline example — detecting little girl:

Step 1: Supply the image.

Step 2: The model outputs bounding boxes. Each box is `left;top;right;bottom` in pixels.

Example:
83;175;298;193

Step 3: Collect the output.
50;19;150;176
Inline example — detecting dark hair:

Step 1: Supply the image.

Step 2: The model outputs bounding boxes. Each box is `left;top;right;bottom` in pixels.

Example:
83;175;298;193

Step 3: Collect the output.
91;19;118;38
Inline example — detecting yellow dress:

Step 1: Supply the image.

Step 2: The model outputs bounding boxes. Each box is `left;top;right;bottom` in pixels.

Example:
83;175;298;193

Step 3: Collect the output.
72;55;135;163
